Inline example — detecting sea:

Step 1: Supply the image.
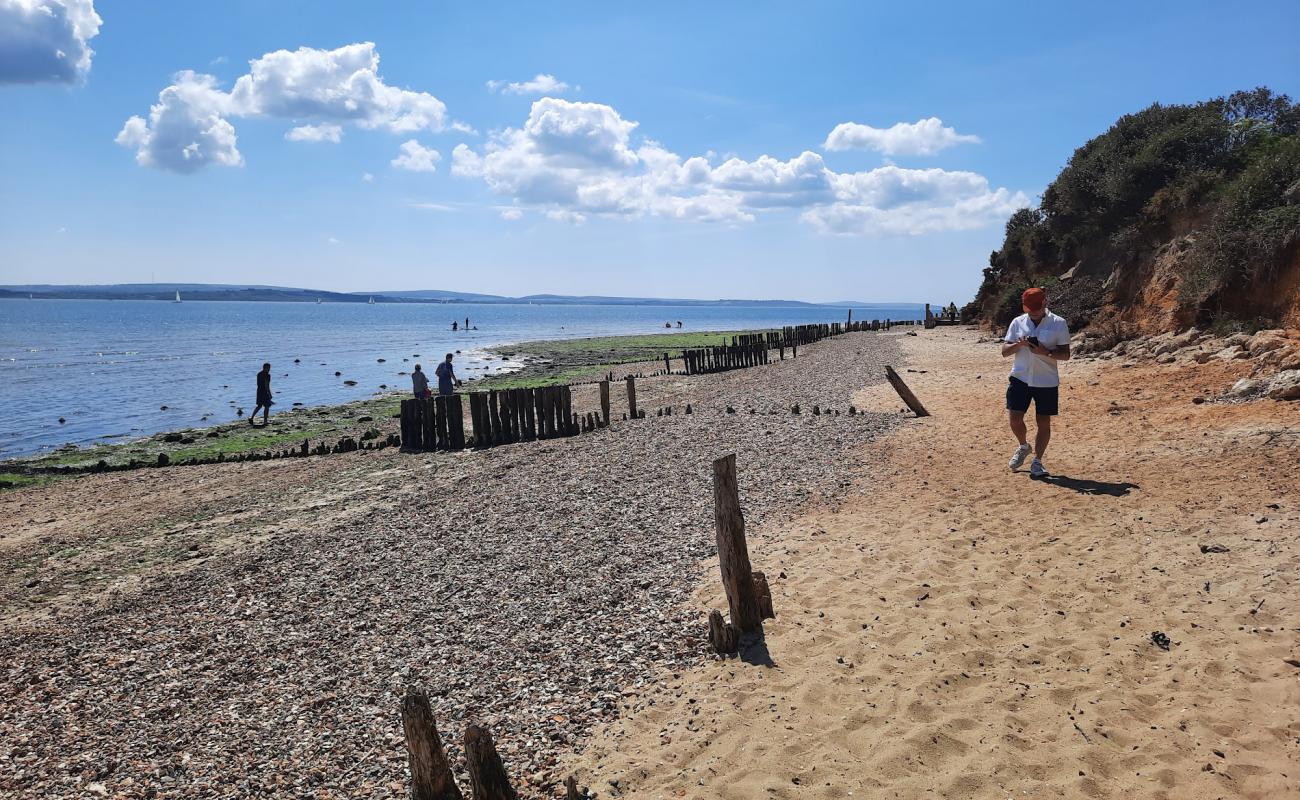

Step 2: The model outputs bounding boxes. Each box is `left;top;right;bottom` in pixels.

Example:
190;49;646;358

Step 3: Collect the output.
0;299;924;459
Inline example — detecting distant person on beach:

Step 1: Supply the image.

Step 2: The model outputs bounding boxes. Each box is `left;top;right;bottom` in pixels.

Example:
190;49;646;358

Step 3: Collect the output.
434;353;460;395
451;320;458;331
411;364;431;398
251;362;273;425
465;316;470;330
1002;288;1070;478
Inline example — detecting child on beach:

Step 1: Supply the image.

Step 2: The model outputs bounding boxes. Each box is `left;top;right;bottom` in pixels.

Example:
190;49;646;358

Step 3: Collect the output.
251;363;273;426
1003;288;1070;477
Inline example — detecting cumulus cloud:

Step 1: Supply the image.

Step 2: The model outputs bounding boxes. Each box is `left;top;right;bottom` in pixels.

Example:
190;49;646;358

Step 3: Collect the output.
0;0;101;84
487;73;569;95
117;42;453;172
115;71;243;173
823;117;981;156
285;122;342;143
391;139;440;172
499;207;523;221
452;97;1021;235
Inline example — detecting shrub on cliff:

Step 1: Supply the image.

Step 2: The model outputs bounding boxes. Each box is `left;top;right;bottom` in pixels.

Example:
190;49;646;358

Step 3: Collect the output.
971;87;1300;330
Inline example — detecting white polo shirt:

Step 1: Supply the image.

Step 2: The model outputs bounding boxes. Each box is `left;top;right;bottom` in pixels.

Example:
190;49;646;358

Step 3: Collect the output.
1004;310;1070;387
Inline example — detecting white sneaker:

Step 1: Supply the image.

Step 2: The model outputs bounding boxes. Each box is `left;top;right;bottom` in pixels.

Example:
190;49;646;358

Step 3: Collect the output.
1029;459;1048;478
1008;443;1031;470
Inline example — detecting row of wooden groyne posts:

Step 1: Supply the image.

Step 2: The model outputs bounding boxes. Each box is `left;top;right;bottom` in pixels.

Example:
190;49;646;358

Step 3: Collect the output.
23;318;928;478
399;319;925;452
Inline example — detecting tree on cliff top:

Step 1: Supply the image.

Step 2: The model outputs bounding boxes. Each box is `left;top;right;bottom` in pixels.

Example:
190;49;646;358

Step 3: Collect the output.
970;87;1300;330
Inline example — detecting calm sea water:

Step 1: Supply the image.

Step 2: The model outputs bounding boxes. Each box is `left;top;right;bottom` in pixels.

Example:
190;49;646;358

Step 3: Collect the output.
0;299;922;459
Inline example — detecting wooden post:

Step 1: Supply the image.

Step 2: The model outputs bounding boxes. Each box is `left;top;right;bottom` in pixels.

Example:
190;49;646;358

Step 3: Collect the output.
448;395;465;450
884;365;931;417
664;352;671;375
464;723;517;800
599;380;610;425
625;376;637;420
708;609;739;654
712;454;762;635
565;776;580;800
401;687;463;800
753;571;775;619
422;397;437;451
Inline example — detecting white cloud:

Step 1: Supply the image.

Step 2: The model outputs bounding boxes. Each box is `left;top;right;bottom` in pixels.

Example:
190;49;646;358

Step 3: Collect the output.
487;73;569;96
499;208;523;221
391;139;440;172
327;236;340;245
118;43;454;172
410;201;455;211
285;123;342;143
0;0;101;84
361;172;374;182
452;97;1020;235
114;71;243;173
823;117;981;156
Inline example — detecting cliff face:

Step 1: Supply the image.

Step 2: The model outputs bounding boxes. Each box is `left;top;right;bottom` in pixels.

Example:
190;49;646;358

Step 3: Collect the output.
969;88;1300;336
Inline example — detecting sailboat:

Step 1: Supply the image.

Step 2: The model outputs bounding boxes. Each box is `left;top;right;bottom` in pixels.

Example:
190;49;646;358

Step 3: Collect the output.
367;296;375;305
316;298;322;304
173;290;182;303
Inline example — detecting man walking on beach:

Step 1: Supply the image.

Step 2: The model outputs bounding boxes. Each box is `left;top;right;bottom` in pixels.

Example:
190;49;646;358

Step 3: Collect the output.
251;362;273;426
411;364;431;398
434;353;459;395
1002;288;1070;477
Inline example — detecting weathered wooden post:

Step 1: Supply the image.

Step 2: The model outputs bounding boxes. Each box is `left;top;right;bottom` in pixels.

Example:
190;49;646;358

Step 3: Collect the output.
599;380;610;425
448;395;465;450
712;453;762;637
884;365;931;417
464;723;517;800
753;571;775;619
565;776;580;800
401;687;463;800
708;609;739;654
625;375;637;420
663;352;671;375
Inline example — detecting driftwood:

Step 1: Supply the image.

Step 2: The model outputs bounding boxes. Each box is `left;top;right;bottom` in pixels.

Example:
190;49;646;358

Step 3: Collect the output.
401;687;463;800
884;365;930;417
708;609;739;654
464;723;517;800
712;454;762;635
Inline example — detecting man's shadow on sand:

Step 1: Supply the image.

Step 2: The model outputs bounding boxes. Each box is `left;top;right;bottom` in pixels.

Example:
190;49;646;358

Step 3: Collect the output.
1034;474;1139;497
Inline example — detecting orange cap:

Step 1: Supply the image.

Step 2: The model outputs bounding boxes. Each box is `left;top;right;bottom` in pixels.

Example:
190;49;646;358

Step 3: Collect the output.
1022;287;1046;313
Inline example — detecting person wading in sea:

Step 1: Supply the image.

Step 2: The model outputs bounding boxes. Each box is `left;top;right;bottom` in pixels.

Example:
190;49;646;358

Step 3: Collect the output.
434;353;460;395
251;362;273;426
411;364;431;398
1002;287;1071;478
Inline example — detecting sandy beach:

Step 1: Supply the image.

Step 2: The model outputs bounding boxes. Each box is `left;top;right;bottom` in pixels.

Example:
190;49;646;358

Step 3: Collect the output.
569;328;1299;799
2;325;1297;799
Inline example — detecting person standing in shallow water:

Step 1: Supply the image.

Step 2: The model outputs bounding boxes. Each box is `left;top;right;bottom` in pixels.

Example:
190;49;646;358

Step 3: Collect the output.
434;353;459;395
251;362;273;426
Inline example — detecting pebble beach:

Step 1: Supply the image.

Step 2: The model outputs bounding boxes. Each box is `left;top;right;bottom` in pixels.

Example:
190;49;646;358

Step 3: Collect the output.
0;329;903;798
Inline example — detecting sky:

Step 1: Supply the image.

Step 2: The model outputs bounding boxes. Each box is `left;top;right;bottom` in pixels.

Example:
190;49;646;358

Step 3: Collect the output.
2;1;1298;303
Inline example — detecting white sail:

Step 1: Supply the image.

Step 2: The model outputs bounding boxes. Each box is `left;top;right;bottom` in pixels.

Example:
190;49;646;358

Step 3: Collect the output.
174;290;182;303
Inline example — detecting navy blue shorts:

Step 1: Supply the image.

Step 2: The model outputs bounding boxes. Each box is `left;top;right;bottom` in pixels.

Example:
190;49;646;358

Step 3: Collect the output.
1007;377;1058;416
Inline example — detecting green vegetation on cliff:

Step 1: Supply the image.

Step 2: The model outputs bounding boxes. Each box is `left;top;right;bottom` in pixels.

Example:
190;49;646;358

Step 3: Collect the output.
970;88;1300;330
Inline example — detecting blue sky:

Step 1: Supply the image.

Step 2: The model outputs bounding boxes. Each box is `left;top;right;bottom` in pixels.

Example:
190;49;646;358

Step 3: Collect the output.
2;1;1298;303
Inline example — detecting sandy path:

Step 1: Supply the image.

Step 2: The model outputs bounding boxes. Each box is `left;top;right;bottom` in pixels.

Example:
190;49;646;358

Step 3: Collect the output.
569;328;1299;800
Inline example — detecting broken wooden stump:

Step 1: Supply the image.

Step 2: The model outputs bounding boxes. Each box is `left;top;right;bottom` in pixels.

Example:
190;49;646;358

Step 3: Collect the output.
884;365;930;417
712;453;762;636
753;571;775;620
401;687;463;800
599;380;610;425
464;723;517;800
625;375;637;420
565;776;581;800
708;608;739;654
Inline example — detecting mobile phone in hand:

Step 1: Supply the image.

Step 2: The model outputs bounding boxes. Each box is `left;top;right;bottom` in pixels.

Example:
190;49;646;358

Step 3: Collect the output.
1026;336;1039;347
